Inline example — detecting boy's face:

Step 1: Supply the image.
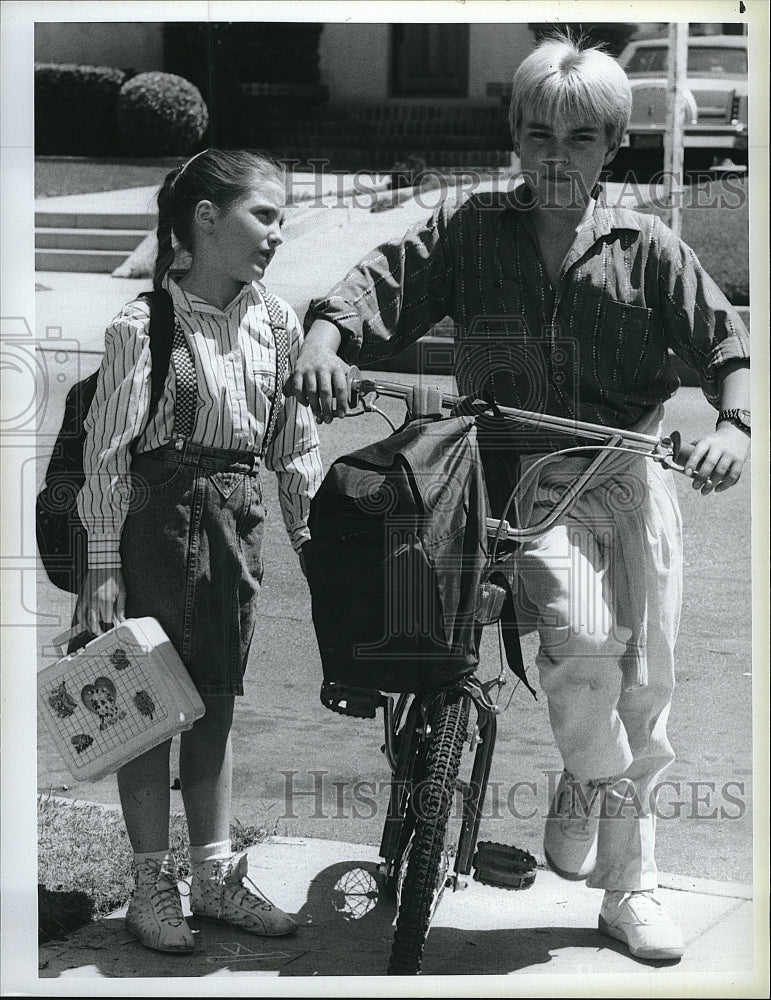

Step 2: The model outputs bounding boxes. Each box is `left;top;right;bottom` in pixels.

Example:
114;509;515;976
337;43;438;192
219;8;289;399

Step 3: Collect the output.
516;111;618;212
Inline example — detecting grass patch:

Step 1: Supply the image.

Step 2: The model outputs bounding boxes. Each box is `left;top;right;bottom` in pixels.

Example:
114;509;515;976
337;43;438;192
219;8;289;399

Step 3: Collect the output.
37;795;274;944
35;159;176;198
641;177;750;306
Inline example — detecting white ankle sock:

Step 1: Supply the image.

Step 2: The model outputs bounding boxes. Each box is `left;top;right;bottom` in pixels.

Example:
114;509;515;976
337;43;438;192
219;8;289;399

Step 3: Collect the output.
134;848;174;868
190;839;232;868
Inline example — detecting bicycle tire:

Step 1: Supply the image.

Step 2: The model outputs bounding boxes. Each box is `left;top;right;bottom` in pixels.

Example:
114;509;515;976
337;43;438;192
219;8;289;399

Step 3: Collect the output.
380;696;421;898
387;691;470;976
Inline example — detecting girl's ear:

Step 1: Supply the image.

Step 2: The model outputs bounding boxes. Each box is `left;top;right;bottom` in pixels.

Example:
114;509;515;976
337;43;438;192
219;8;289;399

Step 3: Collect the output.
193;200;218;232
603;143;620;166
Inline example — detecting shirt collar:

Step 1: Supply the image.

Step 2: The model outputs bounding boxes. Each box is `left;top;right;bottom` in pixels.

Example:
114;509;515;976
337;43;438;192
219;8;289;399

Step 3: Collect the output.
164;272;257;316
505;180;648;238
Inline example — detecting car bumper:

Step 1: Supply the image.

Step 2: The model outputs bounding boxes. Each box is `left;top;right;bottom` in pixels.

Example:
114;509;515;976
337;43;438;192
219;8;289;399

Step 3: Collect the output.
621;127;748;150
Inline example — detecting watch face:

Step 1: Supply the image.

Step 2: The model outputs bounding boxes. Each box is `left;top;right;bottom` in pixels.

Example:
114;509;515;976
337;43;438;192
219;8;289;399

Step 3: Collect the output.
738;409;751;428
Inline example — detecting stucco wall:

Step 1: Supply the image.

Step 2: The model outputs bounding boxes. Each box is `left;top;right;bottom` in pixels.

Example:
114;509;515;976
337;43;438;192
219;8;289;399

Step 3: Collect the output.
319;23;391;102
34;22;164;72
319;22;533;101
468;24;534;99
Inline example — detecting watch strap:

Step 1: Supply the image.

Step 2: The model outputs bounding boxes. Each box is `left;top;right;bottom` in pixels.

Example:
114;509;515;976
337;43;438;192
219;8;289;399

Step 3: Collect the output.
716;408;750;435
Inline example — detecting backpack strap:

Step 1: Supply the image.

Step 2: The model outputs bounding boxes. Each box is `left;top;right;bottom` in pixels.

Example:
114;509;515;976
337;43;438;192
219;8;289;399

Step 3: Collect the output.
260;289;290;459
137;289;176;420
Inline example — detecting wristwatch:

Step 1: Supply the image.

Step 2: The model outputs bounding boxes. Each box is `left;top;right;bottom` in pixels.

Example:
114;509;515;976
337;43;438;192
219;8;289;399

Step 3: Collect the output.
717;408;751;436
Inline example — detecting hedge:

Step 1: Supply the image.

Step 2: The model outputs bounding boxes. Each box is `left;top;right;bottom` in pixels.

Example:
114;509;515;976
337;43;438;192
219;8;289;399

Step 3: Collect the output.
35;63;128;156
117;72;209;157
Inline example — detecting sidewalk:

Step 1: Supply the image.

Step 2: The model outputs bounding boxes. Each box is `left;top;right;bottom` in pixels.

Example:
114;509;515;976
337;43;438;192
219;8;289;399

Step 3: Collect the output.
37;835;759;989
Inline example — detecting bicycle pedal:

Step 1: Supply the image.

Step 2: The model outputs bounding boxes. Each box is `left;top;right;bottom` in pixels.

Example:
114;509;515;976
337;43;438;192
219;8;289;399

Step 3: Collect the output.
319;681;381;718
472;841;537;890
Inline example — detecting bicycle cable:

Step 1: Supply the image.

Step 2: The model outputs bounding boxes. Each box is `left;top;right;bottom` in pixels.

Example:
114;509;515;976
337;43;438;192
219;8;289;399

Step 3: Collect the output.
489;441;670;562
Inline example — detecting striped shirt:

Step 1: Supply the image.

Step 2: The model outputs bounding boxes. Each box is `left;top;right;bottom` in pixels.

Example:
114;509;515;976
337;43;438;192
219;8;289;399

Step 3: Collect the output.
78;276;323;569
305;183;750;429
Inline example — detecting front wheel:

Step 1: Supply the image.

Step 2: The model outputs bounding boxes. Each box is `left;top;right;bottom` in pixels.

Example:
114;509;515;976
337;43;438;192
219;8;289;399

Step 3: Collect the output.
387;691;470;976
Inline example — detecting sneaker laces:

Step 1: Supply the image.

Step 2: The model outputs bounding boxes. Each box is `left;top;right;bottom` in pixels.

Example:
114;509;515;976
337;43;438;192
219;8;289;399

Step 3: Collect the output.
607;889;663;923
216;852;275;913
134;860;186;927
552;771;603;832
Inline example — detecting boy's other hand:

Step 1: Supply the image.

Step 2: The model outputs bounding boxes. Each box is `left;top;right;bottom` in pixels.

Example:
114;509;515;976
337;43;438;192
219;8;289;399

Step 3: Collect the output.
286;319;350;423
683;423;750;495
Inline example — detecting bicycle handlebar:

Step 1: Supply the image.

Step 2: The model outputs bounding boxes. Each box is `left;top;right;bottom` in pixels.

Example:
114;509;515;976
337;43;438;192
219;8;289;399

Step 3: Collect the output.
345;367;696;474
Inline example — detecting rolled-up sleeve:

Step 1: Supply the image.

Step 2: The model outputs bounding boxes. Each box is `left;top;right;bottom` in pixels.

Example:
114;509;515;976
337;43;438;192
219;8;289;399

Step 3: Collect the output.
304;200;456;366
653;216;750;406
77;303;153;569
264;309;323;550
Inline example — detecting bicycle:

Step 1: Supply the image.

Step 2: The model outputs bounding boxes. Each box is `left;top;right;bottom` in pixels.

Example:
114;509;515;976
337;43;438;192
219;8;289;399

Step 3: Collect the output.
309;368;695;976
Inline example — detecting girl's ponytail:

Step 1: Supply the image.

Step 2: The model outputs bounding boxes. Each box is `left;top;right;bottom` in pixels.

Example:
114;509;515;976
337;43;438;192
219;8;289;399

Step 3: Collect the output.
153;168;180;291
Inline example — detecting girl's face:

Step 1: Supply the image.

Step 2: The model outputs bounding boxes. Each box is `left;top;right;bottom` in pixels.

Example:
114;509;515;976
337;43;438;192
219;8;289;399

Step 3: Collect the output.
209;178;286;285
516;111;617;212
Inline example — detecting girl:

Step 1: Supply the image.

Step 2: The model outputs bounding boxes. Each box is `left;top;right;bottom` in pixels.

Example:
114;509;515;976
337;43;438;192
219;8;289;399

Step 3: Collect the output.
76;149;323;953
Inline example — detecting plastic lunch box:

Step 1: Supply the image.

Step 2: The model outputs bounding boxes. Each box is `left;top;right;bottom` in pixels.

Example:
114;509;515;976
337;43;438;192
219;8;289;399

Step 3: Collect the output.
37;617;205;782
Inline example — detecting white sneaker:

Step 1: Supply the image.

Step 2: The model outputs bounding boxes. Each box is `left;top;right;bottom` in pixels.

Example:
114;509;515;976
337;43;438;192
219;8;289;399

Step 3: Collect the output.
543;770;603;880
125;857;194;954
599;889;684;960
191;851;298;937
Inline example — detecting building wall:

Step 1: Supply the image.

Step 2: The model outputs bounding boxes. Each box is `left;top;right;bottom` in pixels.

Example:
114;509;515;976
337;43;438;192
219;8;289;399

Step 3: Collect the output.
319;23;391;102
468;24;533;99
34;20;533;100
319;22;533;101
34;22;163;72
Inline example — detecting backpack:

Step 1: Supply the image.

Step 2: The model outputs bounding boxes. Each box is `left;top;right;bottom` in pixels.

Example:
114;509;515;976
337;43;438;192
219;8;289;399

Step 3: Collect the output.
36;286;290;595
36;289;176;594
305;410;491;694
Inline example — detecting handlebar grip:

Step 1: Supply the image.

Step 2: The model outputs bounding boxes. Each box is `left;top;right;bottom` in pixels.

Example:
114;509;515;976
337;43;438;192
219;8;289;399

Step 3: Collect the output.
346;365;362;407
668;431;697;473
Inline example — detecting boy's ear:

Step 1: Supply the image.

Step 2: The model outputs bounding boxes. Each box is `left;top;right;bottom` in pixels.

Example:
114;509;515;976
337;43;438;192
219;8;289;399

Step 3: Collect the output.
603;143;620;166
193;200;218;231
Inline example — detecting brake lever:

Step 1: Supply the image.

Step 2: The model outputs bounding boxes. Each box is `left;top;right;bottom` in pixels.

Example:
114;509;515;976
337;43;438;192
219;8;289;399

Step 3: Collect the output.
657;431;695;477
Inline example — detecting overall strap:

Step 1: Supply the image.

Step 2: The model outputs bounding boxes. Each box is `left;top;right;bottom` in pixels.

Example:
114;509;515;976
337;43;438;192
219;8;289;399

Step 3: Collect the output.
260;289;290;459
137;288;199;443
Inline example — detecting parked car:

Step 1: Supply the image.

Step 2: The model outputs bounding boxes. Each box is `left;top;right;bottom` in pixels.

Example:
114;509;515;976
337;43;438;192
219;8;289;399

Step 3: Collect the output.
617;35;748;169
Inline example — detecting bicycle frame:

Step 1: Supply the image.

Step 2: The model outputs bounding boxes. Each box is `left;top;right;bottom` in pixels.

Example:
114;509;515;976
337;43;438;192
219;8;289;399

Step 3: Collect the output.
325;371;694;967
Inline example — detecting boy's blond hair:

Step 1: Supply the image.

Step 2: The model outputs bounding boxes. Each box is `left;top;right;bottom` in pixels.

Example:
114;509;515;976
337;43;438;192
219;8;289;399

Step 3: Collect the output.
509;36;632;153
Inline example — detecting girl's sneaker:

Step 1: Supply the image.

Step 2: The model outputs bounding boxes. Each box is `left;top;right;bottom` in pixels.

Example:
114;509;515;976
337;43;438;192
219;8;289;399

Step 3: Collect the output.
125;856;195;954
190;851;298;937
598;889;684;960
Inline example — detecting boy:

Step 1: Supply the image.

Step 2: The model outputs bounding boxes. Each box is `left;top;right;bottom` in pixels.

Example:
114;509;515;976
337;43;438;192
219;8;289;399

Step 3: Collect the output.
288;36;750;960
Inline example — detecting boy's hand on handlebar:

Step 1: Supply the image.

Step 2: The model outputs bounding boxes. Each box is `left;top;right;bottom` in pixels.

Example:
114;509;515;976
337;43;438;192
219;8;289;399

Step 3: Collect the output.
76;568;127;634
286;349;350;424
683;422;750;495
285;319;351;424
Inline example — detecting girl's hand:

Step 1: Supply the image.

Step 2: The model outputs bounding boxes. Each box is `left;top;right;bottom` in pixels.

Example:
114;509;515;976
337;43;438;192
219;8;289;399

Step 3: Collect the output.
76;568;128;634
298;544;309;580
682;422;750;495
285;320;350;424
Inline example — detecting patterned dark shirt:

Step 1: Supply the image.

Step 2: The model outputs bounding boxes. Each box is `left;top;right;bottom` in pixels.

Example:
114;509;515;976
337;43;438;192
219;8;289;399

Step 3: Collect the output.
305;184;749;431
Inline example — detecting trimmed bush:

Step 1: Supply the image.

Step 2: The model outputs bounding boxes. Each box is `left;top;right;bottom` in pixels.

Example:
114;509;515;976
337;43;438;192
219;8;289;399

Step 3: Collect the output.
35;63;128;156
117;72;209;156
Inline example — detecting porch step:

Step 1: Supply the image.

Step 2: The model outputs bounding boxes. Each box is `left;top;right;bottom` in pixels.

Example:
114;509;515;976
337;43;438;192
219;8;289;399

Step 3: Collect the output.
35;209;157;231
35;248;135;273
35;227;148;252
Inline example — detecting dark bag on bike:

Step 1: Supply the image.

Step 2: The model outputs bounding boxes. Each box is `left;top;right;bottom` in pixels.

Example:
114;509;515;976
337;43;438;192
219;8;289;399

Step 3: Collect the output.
306;412;490;693
35;289;176;594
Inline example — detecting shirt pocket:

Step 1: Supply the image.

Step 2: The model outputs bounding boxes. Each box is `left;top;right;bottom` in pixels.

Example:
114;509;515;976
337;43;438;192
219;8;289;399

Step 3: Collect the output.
593;298;667;395
252;362;277;402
